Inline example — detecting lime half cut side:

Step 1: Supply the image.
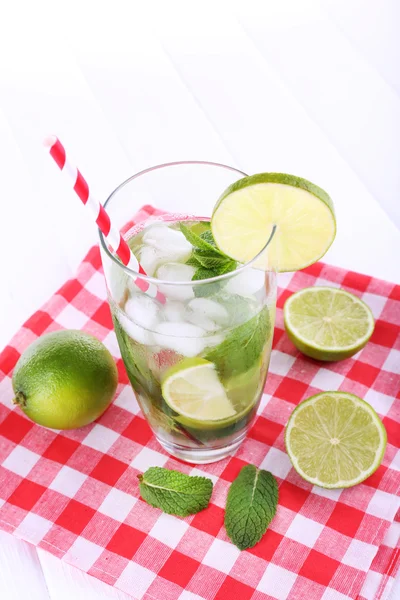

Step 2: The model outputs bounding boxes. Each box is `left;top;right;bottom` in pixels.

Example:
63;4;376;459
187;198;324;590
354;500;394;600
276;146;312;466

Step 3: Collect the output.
284;286;375;361
211;173;336;272
161;358;236;426
285;392;387;488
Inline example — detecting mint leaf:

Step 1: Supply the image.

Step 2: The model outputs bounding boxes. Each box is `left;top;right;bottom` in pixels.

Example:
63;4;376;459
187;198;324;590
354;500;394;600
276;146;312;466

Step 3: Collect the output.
218;260;237;275
205;307;270;377
180;223;221;254
225;465;278;550
192;267;216;281
138;467;213;516
181;223;237;283
194;251;227;269
194;281;221;298
200;229;217;246
220;293;255;325
113;316;162;402
194;250;236;273
186;254;202;267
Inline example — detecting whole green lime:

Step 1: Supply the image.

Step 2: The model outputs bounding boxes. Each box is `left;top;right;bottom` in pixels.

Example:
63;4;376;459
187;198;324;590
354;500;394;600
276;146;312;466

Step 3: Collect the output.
12;330;118;429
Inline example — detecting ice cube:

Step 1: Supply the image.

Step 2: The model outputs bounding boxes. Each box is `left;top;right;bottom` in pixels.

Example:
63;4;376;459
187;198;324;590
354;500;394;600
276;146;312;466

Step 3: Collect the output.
157;262;195;282
163;300;186;322
186;298;229;332
125;295;159;329
143;223;192;263
157;263;195;301
225;268;265;296
185;312;217;332
153;322;206;357
138;245;161;277
118;313;154;345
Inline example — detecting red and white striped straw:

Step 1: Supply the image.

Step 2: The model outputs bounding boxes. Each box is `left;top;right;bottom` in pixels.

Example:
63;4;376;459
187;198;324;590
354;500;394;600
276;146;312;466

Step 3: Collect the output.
44;135;165;304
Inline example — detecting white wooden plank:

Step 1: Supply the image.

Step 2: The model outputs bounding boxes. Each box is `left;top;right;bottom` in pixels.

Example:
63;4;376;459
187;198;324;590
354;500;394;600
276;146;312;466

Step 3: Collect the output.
0;5;136;348
0;532;50;600
73;27;234;169
325;0;400;96
156;14;400;282
0;109;73;348
37;549;132;600
238;5;400;229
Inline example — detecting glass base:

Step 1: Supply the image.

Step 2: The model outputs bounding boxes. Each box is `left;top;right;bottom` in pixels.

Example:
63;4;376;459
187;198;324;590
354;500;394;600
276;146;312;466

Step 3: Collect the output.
156;433;246;464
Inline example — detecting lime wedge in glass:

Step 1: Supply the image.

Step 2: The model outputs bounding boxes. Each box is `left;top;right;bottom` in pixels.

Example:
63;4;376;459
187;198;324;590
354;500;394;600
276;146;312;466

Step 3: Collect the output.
161;358;236;427
284;286;374;361
224;364;262;412
211;173;335;271
285;392;387;488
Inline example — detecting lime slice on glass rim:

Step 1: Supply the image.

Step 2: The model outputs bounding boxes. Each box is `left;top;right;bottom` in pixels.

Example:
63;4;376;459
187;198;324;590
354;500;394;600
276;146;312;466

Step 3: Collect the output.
285;392;387;488
211;173;336;271
284;286;375;361
161;358;237;429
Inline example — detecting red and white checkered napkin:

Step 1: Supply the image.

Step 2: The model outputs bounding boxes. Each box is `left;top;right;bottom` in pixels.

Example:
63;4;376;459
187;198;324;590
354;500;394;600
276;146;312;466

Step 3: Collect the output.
0;206;399;600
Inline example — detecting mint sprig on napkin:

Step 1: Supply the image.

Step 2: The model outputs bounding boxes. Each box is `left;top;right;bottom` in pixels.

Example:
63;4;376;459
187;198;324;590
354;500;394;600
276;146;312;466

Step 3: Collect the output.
225;465;279;550
138;467;213;516
138;464;278;551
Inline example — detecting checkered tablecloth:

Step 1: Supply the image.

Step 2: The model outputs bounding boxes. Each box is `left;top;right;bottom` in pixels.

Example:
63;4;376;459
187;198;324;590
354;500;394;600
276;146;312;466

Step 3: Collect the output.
0;206;399;600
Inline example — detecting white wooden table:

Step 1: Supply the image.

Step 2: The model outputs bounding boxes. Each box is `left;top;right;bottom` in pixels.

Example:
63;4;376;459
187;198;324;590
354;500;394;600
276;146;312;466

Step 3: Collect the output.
1;1;399;598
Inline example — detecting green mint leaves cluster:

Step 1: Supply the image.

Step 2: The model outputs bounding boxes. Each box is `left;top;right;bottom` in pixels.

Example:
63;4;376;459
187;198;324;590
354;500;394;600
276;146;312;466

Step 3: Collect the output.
180;223;237;280
205;307;270;378
138;464;278;550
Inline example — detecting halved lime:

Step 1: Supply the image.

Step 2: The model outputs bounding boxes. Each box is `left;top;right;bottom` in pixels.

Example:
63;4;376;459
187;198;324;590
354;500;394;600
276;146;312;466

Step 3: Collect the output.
211;173;335;271
285;392;387;488
284;287;374;361
161;358;236;427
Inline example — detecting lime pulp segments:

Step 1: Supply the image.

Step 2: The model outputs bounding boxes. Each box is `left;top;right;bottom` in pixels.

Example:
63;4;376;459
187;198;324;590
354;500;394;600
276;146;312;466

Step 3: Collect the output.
211;173;336;272
284;286;375;361
285;392;387;488
161;358;236;426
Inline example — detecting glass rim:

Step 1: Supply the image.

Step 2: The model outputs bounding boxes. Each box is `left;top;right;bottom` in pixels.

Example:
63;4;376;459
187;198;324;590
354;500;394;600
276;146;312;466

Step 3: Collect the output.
99;160;276;285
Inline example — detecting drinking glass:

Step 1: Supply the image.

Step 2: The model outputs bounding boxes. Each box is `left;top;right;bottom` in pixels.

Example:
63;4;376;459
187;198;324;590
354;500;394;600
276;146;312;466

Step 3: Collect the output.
100;162;276;463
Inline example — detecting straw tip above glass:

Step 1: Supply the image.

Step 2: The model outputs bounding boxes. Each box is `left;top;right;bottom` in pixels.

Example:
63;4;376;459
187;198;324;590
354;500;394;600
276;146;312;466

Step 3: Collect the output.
43;135;57;148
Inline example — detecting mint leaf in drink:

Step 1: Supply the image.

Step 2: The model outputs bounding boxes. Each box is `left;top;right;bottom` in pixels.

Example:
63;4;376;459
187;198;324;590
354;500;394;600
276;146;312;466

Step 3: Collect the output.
205;307;270;377
192;267;217;281
138;467;213;516
194;250;237;273
113;317;162;402
194;251;227;269
200;229;217;246
220;293;255;325
180;223;222;255
192;266;230;297
225;465;278;550
182;223;237;283
181;225;237;282
218;260;237;275
186;255;202;267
